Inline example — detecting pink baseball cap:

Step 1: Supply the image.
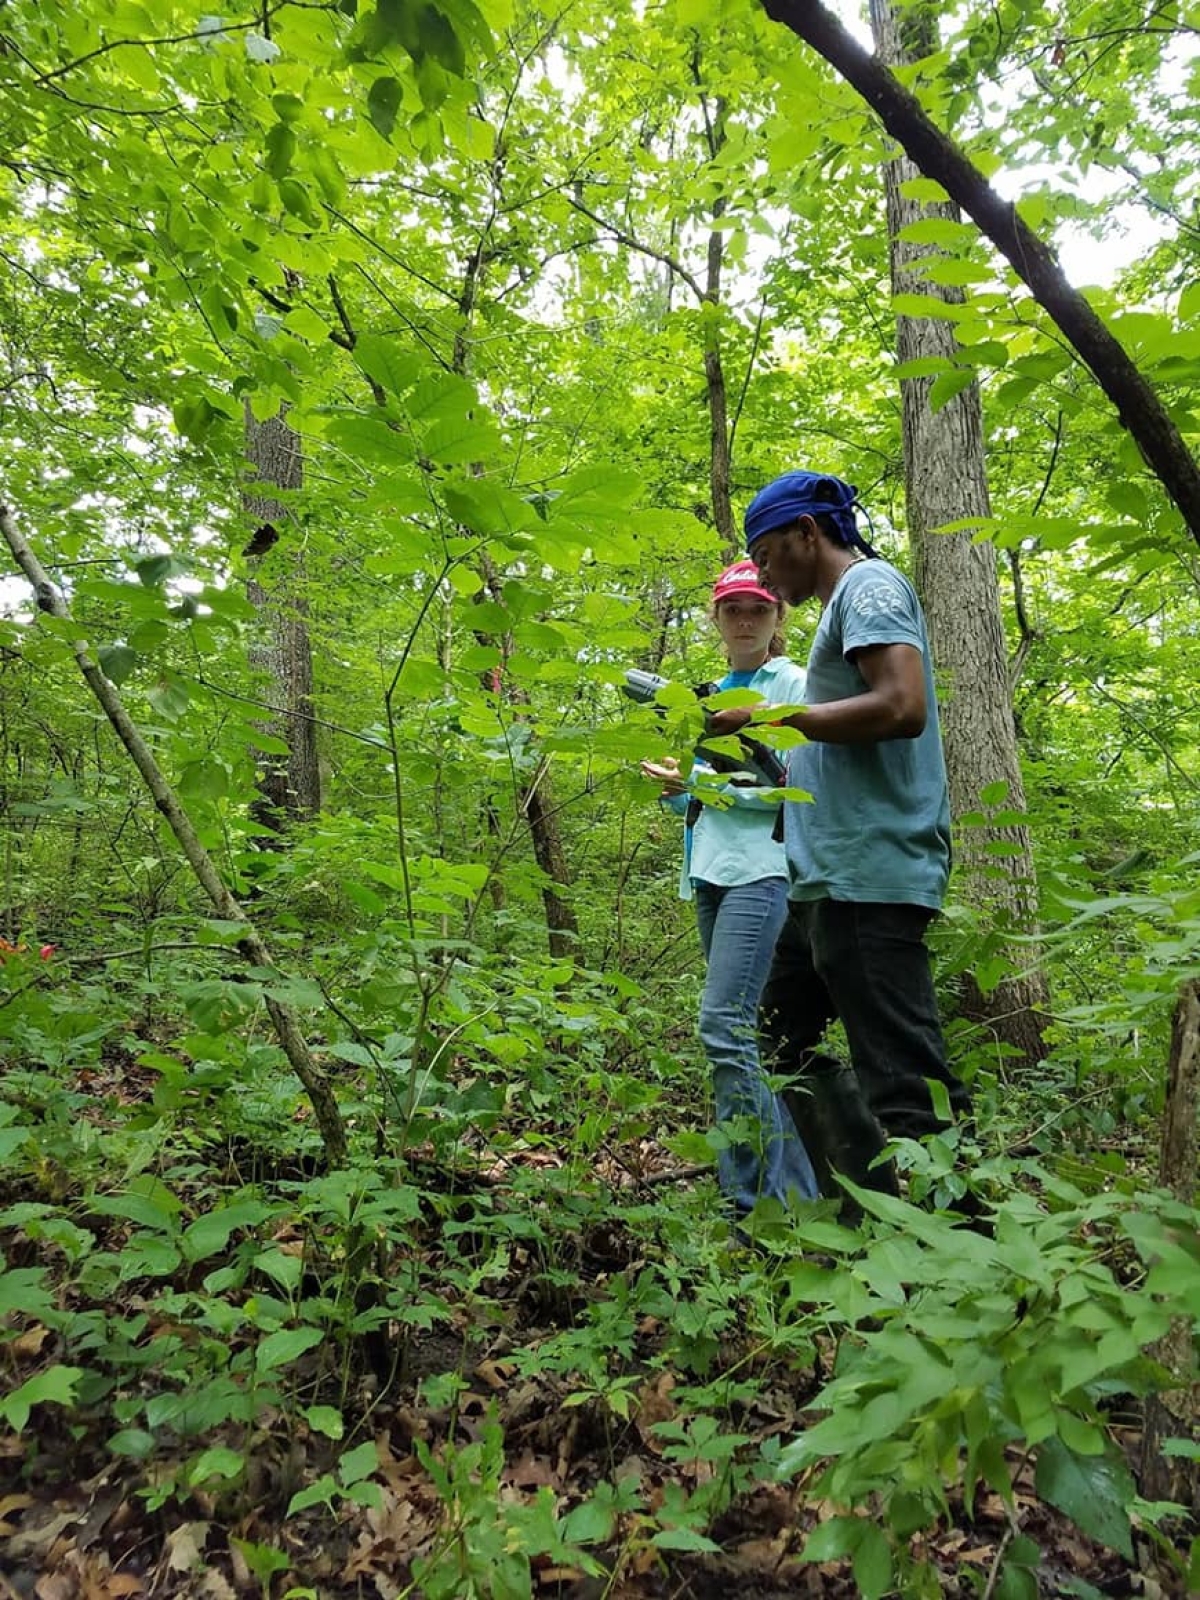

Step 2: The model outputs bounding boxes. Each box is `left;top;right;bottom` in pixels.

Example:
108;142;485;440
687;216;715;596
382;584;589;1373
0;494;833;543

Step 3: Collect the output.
712;559;780;606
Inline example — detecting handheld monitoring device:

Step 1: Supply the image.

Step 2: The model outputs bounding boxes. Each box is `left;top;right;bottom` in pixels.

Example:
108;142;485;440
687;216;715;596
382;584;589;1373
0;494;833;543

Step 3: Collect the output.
623;669;788;790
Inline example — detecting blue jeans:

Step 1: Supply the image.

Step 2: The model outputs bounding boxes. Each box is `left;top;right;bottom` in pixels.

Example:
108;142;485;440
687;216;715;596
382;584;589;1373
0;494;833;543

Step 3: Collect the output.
694;879;819;1215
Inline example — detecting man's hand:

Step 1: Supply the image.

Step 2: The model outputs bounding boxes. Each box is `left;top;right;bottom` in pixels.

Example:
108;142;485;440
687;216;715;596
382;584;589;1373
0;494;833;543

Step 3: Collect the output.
640;757;687;796
705;706;755;737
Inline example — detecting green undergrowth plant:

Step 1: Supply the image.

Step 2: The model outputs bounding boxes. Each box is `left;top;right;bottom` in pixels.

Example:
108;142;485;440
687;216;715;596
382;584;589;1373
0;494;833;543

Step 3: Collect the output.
769;1170;1200;1597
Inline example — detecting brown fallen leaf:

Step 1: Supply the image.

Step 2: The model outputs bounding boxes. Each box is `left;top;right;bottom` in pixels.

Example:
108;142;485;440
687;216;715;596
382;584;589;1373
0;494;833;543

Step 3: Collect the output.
503;1452;560;1491
5;1506;80;1563
199;1569;237;1600
956;1544;996;1564
163;1520;210;1575
34;1571;75;1600
475;1358;517;1392
633;1372;676;1451
11;1326;51;1360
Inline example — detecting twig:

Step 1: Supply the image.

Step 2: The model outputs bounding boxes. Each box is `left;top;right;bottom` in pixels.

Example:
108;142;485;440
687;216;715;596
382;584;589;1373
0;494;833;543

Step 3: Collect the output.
0;500;347;1167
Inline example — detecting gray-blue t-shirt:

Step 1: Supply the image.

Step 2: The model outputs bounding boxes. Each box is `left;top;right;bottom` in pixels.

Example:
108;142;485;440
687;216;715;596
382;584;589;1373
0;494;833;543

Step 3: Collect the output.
785;560;951;910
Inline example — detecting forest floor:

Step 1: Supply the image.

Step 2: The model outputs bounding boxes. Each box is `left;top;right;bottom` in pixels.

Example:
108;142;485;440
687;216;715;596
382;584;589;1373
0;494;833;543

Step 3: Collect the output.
0;1047;1190;1600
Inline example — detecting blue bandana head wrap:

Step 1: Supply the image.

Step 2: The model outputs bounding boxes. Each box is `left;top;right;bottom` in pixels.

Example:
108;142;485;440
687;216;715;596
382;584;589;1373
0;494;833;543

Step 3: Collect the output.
744;471;879;558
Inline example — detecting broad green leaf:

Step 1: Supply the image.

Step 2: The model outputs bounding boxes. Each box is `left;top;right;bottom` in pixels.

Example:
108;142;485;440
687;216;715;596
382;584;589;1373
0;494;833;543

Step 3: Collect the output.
354;335;423;400
287;1473;338;1516
1034;1438;1134;1558
892;293;967;322
338;1439;380;1485
182;1200;273;1263
265;123;296;179
852;1523;894;1600
256;1325;325;1372
188;1445;246;1484
802;1515;863;1562
304;1405;345;1439
928;367;978;411
367;76;403;140
651;1527;721;1553
0;1366;84;1432
98;643;137;685
896;216;975;247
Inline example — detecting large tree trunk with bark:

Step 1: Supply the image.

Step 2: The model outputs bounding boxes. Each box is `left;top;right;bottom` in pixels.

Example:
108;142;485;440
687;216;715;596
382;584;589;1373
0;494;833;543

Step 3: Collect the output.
869;0;1049;1064
243;404;321;831
1139;978;1200;1511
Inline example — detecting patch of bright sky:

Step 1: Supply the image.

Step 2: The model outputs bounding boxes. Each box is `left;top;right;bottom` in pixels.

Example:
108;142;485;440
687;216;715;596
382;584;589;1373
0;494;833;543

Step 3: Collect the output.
827;0;1180;291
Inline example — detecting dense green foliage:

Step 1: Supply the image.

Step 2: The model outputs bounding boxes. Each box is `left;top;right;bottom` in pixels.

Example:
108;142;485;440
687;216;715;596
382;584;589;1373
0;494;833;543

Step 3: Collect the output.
3;0;1200;1594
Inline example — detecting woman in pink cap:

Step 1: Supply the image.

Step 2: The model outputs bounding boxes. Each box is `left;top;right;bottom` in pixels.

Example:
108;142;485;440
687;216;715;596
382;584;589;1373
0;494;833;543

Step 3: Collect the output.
641;561;818;1219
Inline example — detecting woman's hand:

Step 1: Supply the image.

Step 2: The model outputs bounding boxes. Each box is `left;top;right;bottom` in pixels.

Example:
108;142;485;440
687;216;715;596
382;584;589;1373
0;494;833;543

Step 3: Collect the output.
640;757;686;796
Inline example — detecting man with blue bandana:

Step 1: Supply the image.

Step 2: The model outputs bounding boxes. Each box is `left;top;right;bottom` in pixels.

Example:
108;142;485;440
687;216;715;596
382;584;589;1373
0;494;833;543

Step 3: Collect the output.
709;469;972;1206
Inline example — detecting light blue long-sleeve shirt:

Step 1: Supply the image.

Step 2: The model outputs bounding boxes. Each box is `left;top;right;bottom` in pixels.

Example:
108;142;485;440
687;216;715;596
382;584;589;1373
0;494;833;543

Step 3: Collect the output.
661;656;807;901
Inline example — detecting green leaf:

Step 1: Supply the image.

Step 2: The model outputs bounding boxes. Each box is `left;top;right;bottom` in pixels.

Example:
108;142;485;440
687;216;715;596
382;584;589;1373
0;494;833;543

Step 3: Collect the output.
893;356;953;380
852;1523;893;1600
230;1539;291;1583
136;553;186;588
172;395;217;443
108;1428;157;1459
1034;1438;1134;1558
0;1366;84;1431
892;292;967;322
354;334;422;399
265;123;296;179
98;643;137;685
651;1527;721;1553
177;757;229;802
279;179;318;224
256;1326;325;1372
561;1497;615;1545
181;1199;273;1262
343;880;387;916
899;177;951;203
287;1472;338;1516
896;216;975;247
188;1445;246;1485
147;674;191;722
91;1191;179;1232
802;1516;864;1561
367;75;403;140
928;367;978;411
304;1405;345;1439
338;1439;379;1485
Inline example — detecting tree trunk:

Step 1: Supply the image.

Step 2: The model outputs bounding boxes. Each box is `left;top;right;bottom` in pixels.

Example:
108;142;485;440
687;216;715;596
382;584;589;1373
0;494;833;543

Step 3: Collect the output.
697;79;736;558
1139;977;1200;1511
523;775;576;962
869;0;1049;1064
243;403;321;830
761;0;1200;546
703;192;735;557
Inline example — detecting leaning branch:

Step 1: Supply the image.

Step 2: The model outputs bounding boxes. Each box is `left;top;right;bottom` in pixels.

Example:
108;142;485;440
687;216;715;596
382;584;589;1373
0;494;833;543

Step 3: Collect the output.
762;0;1200;544
568;196;707;303
0;501;347;1168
